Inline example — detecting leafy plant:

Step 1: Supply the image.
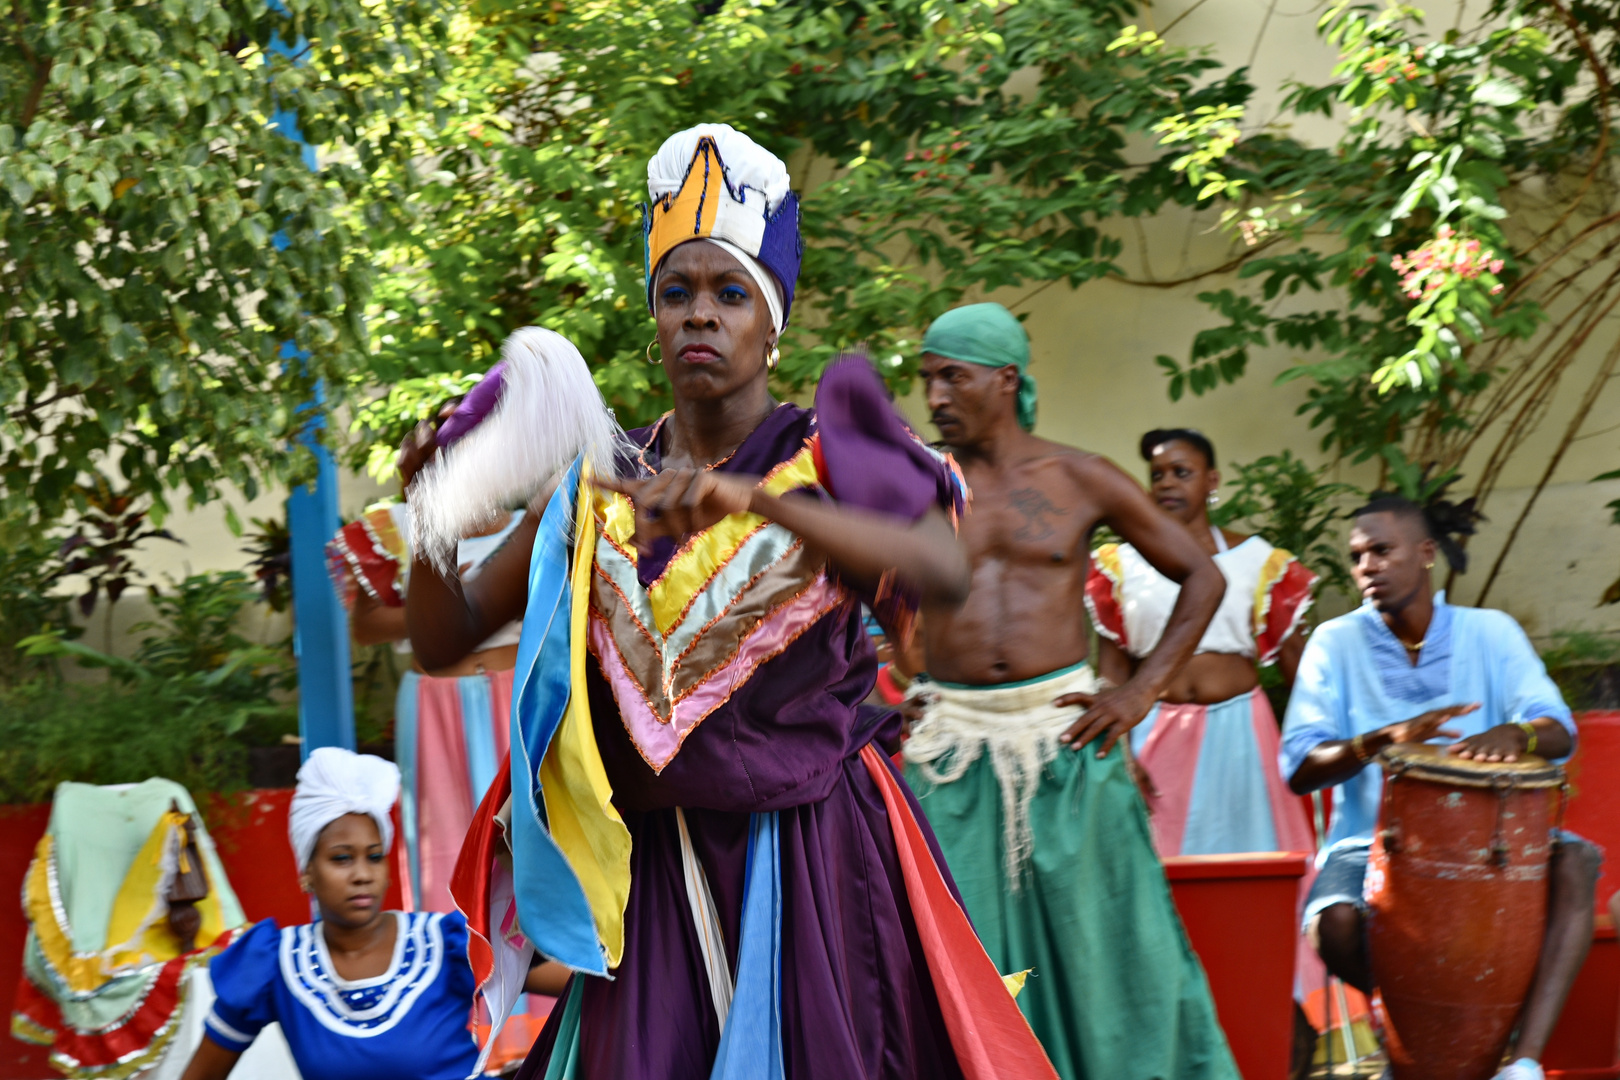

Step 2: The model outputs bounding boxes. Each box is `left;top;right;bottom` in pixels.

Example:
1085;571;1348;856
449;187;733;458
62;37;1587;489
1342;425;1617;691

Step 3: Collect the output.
1137;0;1620;603
1598;467;1620;607
49;478;179;618
347;0;1243;430
1;0;449;523
1540;629;1620;711
18;571;296;743
0;514;78;683
1211;451;1360;598
0;677;253;804
242;517;292;614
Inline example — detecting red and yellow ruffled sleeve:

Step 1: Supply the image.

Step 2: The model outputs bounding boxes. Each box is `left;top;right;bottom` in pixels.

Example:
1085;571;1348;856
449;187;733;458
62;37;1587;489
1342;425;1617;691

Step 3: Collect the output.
1085;543;1128;652
1253;547;1317;664
325;504;410;609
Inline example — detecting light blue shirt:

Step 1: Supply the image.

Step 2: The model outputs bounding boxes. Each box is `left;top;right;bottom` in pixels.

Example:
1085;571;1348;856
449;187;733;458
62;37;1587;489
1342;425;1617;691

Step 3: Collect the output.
1280;592;1574;857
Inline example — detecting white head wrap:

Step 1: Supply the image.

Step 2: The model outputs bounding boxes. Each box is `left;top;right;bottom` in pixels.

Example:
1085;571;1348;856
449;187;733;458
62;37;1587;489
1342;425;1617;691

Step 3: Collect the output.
289;747;401;870
647;124;790;332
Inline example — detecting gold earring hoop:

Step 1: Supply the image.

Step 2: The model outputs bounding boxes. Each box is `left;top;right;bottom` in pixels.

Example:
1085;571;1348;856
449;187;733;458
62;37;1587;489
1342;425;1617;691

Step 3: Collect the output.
1425;561;1435;570
646;339;662;365
767;345;780;371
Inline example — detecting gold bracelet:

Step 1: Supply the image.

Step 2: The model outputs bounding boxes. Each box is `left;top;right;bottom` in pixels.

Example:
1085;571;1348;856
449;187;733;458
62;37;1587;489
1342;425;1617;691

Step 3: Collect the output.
1351;732;1370;764
1516;721;1538;755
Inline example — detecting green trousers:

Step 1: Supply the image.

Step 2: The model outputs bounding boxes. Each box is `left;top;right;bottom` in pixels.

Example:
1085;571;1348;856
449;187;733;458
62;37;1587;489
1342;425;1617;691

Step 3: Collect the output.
907;743;1240;1080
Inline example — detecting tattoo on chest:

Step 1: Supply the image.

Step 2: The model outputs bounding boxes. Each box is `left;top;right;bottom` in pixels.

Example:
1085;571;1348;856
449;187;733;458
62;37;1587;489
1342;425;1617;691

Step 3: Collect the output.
1007;487;1069;542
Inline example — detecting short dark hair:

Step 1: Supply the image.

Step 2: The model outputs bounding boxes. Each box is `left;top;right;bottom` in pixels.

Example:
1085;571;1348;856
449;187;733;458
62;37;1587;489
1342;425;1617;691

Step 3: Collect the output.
1353;485;1483;574
1140;428;1216;469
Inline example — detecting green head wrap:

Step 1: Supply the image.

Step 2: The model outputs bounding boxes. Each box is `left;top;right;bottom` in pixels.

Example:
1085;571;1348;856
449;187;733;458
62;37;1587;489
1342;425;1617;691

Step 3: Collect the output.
921;302;1037;431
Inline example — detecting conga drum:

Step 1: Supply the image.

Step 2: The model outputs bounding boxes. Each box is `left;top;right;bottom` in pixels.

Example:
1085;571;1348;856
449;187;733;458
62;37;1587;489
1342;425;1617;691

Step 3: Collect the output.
1367;743;1566;1080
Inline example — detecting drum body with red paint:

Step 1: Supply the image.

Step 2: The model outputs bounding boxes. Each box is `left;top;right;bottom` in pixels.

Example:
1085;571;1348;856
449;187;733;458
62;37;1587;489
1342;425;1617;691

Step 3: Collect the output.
1367;744;1565;1080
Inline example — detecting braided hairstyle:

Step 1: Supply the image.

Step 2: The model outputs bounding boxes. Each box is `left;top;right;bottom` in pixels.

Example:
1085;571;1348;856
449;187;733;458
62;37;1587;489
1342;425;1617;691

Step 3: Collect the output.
1352;483;1483;573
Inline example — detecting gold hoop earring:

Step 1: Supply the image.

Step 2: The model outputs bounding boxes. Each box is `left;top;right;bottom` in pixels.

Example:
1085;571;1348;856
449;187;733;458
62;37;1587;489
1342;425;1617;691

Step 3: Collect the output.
1424;562;1435;570
646;339;662;365
767;345;780;371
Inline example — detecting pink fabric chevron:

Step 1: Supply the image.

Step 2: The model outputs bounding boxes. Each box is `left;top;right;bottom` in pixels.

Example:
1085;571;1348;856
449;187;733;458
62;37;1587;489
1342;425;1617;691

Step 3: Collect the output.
588;574;846;772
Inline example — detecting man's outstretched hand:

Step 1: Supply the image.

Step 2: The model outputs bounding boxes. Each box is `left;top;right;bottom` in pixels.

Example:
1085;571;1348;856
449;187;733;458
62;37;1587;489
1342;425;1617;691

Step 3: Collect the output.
1054;682;1158;758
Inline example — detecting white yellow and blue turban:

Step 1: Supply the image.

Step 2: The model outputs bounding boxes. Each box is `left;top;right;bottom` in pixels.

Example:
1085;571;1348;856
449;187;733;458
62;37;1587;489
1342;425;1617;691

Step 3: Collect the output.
644;123;803;331
289;747;401;870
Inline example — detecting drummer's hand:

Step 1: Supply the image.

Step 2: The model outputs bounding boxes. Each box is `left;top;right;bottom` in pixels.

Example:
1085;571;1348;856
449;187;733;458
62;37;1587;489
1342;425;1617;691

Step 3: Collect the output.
1055;680;1156;758
1383;702;1478;746
1450;722;1529;763
595;469;758;557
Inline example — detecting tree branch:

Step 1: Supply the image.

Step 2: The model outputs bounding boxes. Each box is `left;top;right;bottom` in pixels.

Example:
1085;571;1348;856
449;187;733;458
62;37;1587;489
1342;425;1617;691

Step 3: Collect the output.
1475;327;1620;605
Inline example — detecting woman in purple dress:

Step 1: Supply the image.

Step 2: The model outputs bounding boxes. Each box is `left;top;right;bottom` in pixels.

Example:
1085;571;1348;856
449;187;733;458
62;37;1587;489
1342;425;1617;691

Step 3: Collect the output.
398;125;1059;1080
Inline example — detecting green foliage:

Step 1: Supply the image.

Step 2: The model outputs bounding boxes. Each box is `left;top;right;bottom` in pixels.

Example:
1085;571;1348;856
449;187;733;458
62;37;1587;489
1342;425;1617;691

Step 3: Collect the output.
0;0;449;522
0;516;78;683
0;677;251;804
348;0;1242;446
0;570;297;802
49;477;179;616
345;371;484;479
1210;451;1359;596
1146;0;1619;500
1540;629;1620;710
18;570;296;740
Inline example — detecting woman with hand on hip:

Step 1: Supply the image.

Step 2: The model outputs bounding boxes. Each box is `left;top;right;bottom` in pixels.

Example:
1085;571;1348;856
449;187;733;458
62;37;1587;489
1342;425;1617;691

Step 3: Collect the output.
1087;429;1317;857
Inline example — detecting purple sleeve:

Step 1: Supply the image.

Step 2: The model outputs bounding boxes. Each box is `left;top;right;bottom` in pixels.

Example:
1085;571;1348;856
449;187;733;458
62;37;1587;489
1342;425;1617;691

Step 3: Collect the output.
436;361;507;449
812;355;967;643
812;355;965;523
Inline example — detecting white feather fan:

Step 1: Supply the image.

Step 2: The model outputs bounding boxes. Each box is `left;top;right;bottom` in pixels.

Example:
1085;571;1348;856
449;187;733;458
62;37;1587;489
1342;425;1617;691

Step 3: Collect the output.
408;327;624;574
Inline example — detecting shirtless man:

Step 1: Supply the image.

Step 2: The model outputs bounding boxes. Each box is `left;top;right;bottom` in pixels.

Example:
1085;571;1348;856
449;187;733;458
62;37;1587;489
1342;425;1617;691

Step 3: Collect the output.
901;302;1239;1080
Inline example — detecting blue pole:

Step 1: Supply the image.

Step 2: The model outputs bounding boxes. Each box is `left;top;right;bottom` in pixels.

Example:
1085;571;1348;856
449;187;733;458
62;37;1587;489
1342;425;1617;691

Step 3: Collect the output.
271;27;354;754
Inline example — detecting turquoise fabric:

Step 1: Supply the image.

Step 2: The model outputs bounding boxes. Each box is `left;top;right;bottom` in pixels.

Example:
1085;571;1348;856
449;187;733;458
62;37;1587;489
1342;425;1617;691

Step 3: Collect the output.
395;672;422;905
921;302;1038;431
907;745;1239;1080
509;458;609;976
711;812;785;1080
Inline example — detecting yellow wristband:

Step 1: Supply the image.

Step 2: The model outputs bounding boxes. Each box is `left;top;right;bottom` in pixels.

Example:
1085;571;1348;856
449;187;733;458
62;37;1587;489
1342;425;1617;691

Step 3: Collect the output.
1515;721;1538;755
1351;732;1370;764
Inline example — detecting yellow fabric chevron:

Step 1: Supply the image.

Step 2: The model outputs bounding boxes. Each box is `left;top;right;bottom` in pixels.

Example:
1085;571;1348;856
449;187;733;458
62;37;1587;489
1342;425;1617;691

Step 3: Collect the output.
103;810;230;972
1251;546;1296;637
25;815;231;994
597;447;820;635
540;466;632;969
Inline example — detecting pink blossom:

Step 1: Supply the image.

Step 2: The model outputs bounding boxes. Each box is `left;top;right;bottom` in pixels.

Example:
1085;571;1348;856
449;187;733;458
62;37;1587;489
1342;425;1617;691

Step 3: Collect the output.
1490;283;1504;294
1489;258;1504;274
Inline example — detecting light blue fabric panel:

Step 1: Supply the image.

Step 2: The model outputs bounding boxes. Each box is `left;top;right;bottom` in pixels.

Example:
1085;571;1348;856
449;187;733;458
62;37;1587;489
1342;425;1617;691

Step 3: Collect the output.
456;674;499;804
1180;692;1279;855
710;811;784;1080
395;669;423;908
509;459;609;976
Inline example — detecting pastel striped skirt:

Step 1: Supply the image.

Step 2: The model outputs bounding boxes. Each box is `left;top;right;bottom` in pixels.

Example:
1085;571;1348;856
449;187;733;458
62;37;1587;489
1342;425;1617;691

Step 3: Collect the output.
395;666;515;914
1130;688;1314;858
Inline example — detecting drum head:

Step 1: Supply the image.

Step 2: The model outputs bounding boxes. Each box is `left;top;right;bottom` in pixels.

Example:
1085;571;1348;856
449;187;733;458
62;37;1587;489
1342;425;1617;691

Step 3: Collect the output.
1378;741;1564;788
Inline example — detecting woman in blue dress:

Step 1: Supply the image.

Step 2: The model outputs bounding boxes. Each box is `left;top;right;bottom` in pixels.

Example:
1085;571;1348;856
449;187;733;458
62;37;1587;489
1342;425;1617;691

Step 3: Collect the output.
178;747;552;1080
